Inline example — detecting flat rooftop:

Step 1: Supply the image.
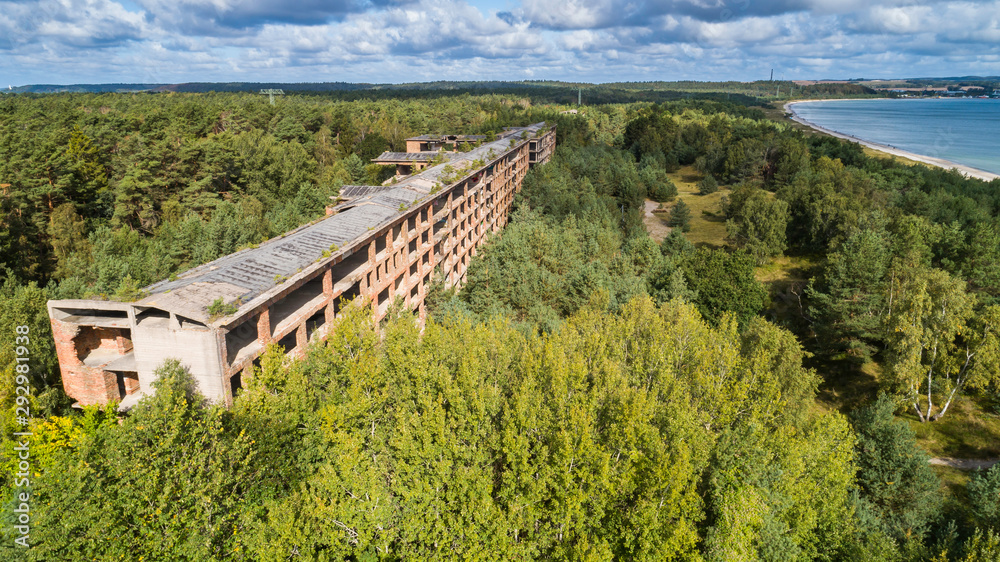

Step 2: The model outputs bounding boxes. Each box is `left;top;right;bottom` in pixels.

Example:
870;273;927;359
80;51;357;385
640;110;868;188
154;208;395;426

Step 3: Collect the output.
133;122;551;326
372;152;441;162
338;185;396;199
406;134;486;142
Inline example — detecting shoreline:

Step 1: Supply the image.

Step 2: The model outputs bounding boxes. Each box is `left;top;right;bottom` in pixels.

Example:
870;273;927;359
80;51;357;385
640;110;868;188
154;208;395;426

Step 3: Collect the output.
784;100;1000;182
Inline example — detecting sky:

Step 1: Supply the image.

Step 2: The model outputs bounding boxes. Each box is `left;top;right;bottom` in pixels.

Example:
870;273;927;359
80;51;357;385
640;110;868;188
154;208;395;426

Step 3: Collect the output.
1;0;999;86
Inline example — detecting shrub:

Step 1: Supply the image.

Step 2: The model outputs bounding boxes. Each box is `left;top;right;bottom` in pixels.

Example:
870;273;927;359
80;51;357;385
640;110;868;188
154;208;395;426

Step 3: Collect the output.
207;297;238;318
698;174;719;195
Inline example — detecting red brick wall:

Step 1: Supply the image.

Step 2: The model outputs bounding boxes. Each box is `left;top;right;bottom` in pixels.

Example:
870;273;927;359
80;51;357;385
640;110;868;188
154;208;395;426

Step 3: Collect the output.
122;373;140;396
50;319;128;405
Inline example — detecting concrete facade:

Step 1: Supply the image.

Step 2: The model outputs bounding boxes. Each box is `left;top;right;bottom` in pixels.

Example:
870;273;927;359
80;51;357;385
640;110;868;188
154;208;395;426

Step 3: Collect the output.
48;123;556;409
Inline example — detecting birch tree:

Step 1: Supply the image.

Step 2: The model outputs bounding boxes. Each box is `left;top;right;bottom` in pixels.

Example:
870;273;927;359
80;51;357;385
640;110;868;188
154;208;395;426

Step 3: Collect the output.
884;266;1000;421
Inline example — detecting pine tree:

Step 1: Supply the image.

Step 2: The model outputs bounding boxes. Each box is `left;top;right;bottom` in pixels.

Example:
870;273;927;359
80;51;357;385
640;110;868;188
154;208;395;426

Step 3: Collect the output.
47;202;90;279
669;199;692;232
850;394;942;539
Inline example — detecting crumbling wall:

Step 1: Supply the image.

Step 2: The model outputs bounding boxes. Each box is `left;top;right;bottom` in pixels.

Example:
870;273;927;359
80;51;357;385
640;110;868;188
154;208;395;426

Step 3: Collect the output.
50;319;121;405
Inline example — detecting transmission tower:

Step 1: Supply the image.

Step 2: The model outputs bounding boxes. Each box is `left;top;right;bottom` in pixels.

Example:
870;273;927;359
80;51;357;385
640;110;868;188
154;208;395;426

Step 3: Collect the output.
260;89;285;106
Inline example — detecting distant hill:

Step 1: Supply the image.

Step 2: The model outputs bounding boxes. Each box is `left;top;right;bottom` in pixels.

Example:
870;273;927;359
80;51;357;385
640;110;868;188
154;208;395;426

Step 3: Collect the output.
5;77;996;96
7;82;372;94
8;83;164;93
149;82;374;93
6;81;559;95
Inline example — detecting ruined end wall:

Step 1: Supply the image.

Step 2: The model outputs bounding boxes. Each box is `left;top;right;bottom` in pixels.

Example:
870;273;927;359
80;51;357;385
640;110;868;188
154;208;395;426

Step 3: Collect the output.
132;316;227;403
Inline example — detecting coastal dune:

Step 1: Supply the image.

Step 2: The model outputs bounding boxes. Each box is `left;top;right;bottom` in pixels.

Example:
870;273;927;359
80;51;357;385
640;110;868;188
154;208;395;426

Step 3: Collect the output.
785;100;1000;182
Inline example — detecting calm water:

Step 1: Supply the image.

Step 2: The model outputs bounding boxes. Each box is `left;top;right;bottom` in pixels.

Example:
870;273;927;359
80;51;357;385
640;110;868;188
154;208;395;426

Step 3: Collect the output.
790;98;1000;175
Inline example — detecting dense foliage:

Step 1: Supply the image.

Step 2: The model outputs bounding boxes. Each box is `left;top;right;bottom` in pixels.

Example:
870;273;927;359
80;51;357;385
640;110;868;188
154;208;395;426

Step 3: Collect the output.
2;90;999;560
5;298;860;561
620;102;1000;421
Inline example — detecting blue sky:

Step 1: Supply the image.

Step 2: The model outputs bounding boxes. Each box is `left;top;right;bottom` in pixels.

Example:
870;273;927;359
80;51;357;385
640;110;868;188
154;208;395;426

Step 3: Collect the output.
1;0;998;86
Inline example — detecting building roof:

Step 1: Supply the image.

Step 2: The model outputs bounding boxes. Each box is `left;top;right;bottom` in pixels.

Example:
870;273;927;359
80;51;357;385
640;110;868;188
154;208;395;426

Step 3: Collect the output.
405;134;486;142
372;152;441;163
134;123;552;326
338;185;395;198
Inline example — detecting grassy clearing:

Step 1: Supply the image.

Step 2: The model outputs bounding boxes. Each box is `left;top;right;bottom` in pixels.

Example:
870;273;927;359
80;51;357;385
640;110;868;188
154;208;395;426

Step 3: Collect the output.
933;465;972;494
652;165;824;330
643;200;673;243
812;356;882;414
860;147;928;168
811;351;1000;460
661;166;729;248
645;157;999;465
758;254;822;341
931;464;974;520
906;395;1000;459
756;254;819;285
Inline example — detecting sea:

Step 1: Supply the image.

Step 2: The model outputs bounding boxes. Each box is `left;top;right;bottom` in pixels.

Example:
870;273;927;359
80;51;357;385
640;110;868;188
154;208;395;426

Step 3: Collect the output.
789;98;1000;176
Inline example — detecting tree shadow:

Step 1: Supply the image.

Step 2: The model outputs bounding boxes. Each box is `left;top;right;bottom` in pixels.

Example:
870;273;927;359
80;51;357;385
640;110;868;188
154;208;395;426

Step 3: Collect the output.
808;351;881;414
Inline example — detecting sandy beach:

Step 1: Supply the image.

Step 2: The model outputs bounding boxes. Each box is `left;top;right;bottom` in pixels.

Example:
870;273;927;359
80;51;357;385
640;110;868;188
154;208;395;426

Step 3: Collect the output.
784;100;1000;182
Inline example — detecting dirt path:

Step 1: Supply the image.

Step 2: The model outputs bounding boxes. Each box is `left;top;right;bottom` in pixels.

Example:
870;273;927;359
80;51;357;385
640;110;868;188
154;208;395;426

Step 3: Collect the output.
929;457;999;470
643;199;672;243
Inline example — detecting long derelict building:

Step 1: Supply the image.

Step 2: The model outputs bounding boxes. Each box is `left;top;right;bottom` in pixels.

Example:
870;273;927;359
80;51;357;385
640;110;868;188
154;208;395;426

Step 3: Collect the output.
48;123;556;409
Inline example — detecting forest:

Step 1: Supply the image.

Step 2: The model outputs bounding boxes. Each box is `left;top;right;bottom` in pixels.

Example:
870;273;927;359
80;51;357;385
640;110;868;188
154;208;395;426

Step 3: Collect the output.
1;88;999;560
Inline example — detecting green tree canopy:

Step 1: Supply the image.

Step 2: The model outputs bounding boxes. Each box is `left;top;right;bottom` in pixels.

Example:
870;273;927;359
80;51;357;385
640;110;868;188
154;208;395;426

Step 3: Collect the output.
850;395;942;540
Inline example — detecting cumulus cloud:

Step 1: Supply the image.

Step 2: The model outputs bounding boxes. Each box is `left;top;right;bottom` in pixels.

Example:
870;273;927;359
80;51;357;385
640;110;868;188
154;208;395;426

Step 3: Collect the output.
0;0;146;50
133;0;390;36
2;0;1000;85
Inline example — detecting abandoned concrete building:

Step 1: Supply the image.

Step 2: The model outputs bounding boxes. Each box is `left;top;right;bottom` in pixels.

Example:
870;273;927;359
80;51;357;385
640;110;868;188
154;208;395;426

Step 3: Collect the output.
370;151;438;176
373;130;527;176
404;133;485;153
47;123;556;410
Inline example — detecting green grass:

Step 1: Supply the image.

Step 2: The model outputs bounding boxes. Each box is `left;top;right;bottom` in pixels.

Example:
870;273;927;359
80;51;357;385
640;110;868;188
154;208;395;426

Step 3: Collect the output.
811;355;883;414
906;395;1000;459
756;254;822;337
811;353;1000;461
931;464;974;523
860;147;927;168
663;166;729;248
755;254;819;284
932;465;972;493
648;158;1000;466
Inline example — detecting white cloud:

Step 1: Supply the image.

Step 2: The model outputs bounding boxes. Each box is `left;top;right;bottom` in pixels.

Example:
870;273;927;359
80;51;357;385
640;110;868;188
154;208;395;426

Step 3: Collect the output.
0;0;147;50
2;0;1000;85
